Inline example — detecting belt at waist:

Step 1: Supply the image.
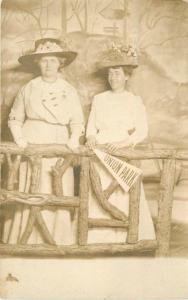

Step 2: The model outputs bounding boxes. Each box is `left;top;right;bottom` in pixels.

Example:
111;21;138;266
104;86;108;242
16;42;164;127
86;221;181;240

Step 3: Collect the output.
25;119;67;126
23;119;69;144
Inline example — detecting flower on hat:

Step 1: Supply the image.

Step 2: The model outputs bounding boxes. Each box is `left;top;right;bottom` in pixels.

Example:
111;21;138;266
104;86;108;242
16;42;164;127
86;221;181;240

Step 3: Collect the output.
97;40;138;70
18;36;77;68
35;41;65;53
104;41;137;61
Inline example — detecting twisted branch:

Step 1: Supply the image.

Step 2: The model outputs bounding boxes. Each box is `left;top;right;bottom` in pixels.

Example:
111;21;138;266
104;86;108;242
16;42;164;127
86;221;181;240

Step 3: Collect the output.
51;156;73;196
51;155;76;218
6;154;21;191
0;189;79;207
78;157;90;245
19;156;55;245
103;179;120;199
0;154;5;165
89;161;128;222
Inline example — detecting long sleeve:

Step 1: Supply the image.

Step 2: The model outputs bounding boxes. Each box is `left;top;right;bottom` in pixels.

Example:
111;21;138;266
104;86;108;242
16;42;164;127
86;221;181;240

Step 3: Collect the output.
86;98;98;138
69;91;85;138
8;87;26;127
8;87;26;143
129;96;148;146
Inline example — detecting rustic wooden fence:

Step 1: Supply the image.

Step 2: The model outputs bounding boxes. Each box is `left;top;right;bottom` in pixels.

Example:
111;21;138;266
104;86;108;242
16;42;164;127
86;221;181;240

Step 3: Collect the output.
0;142;184;257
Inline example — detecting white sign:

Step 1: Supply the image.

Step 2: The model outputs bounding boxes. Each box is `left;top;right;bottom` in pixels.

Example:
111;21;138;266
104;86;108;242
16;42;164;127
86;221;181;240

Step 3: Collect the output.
94;149;142;192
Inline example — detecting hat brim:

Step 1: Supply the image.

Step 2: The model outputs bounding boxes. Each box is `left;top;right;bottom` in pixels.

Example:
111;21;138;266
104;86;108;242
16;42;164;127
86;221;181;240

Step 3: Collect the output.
96;62;138;75
18;51;77;68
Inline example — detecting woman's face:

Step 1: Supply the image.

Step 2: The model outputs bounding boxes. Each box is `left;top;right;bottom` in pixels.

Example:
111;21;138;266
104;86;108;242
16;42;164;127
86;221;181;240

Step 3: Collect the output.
108;67;129;92
39;55;61;78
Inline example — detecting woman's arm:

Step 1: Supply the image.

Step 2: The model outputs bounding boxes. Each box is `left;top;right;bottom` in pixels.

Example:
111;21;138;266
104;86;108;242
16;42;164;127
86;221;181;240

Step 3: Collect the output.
129;96;148;146
86;98;98;149
105;96;148;152
68;91;85;149
8;86;27;147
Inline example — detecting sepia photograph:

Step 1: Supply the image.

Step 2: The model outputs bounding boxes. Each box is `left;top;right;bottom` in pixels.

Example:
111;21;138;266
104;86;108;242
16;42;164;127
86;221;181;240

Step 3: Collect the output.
0;0;188;299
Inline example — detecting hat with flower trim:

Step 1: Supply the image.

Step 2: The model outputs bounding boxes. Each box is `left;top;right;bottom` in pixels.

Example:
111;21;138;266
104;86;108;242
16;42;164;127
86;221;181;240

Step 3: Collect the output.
97;41;138;71
18;37;77;67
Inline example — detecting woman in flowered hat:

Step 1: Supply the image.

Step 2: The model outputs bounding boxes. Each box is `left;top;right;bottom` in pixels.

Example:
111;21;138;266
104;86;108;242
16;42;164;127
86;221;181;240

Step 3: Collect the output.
3;37;84;245
86;42;156;243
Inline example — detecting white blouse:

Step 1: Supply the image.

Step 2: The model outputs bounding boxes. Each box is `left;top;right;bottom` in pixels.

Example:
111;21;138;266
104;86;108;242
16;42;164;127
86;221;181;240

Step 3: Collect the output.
86;90;148;145
9;75;84;137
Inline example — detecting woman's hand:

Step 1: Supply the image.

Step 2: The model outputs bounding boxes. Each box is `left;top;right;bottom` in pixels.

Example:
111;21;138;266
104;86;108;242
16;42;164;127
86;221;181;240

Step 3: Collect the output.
15;137;28;148
67;137;80;150
9;124;28;148
86;135;97;150
105;138;134;152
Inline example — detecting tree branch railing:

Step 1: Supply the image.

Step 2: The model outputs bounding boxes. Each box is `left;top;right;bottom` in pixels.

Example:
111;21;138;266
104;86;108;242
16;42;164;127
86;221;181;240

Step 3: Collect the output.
0;142;183;257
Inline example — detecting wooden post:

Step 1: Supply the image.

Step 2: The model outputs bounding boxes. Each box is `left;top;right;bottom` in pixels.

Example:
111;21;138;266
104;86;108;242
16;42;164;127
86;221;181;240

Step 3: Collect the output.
0;154;4;166
78;157;89;245
51;156;75;219
88;218;129;229
20;156;55;245
0;142;177;159
29;156;41;192
0;153;4;186
51;156;73;196
0;154;4;239
0;189;80;207
6;154;21;191
0;240;158;257
90;161;127;221
156;159;176;256
127;160;141;244
19;156;42;244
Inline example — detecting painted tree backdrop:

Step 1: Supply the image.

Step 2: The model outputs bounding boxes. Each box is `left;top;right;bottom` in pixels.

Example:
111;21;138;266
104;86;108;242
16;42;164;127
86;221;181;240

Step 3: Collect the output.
1;0;188;148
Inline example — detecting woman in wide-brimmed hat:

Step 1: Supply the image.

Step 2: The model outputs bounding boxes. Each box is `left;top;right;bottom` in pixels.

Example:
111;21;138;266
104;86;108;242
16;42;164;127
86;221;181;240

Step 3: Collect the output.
3;37;84;245
86;42;156;243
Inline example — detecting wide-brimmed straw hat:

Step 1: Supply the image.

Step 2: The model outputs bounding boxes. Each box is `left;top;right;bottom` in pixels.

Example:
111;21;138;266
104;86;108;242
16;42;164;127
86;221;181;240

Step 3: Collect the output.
18;37;77;67
97;41;138;72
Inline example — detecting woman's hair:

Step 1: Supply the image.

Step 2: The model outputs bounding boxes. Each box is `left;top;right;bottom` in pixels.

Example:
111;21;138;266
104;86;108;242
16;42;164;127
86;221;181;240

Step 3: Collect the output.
33;55;66;68
102;65;133;77
105;66;133;90
118;66;133;77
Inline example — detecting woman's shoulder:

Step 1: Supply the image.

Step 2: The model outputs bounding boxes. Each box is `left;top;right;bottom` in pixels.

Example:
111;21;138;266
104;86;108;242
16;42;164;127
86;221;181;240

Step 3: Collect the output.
57;76;77;94
94;90;109;98
16;77;39;95
126;91;144;105
21;76;42;90
92;90;110;105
